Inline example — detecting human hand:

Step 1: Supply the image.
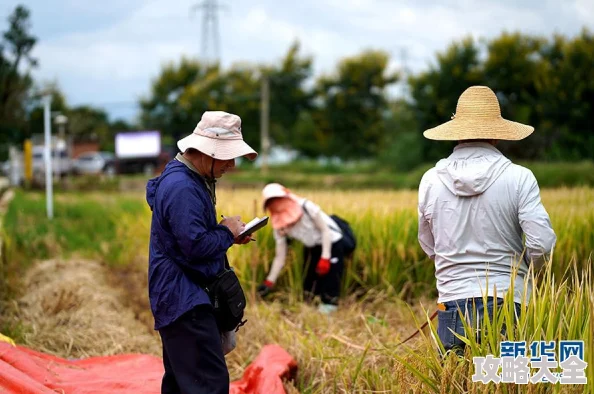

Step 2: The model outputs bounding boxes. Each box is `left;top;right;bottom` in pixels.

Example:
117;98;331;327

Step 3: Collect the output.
316;258;331;276
220;215;244;238
257;280;274;298
234;234;255;245
221;330;236;355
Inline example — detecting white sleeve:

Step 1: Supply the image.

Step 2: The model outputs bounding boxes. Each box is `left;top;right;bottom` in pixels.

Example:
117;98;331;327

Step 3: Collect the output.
312;211;332;259
266;231;288;283
303;200;332;259
518;171;556;270
418;208;435;260
418;173;435;260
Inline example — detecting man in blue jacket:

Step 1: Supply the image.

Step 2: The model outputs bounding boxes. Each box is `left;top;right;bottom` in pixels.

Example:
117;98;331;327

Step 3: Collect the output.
146;111;257;393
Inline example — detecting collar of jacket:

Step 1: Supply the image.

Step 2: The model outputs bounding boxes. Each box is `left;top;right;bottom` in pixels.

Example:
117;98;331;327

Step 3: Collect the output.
450;141;503;159
175;153;217;206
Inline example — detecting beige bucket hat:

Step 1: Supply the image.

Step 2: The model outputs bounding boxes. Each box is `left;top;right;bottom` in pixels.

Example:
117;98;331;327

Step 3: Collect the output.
177;111;258;160
423;86;534;141
262;183;303;230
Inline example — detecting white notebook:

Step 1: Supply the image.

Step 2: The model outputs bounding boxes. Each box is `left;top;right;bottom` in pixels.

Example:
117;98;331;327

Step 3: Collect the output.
238;216;269;238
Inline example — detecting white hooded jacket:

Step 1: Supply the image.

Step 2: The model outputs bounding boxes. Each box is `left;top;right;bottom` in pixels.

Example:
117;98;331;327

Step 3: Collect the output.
418;142;556;304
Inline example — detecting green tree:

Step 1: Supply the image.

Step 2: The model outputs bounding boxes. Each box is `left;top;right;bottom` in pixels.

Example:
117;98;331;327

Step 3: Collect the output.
535;30;594;160
291;111;327;158
140;44;315;155
66;105;110;145
409;37;484;162
179;63;261;149
0;4;36;159
314;50;398;159
408;31;594;163
483;32;546;158
140;58;213;142
267;42;314;147
378;100;422;171
483;33;544;116
140;59;261;148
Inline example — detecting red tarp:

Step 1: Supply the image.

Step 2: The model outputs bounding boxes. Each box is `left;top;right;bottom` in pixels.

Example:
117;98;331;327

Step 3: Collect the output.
0;343;296;394
230;344;297;394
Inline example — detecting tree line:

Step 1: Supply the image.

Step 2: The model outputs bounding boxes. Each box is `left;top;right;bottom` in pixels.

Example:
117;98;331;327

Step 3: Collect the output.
2;4;593;170
0;5;132;160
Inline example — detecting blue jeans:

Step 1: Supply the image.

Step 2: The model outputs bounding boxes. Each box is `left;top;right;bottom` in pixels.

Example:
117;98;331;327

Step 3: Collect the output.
437;297;522;355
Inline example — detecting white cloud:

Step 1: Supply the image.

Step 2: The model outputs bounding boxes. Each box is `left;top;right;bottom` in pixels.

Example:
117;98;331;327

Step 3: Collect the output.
33;1;197;81
574;0;594;25
230;6;355;75
20;0;594;119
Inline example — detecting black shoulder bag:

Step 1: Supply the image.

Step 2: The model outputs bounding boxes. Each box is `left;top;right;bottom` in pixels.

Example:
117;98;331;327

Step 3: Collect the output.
200;257;247;332
302;200;357;257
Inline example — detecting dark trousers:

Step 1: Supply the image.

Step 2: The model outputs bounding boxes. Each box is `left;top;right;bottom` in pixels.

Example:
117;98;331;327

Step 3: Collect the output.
437;297;522;355
303;241;345;305
158;305;229;394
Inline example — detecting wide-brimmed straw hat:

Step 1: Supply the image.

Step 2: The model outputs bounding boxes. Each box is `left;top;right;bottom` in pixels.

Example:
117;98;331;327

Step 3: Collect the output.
423;86;534;141
177;111;258;160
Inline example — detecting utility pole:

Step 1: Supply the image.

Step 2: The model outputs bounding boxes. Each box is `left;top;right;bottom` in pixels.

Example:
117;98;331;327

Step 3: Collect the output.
399;47;409;99
191;0;224;65
260;75;270;175
42;94;53;219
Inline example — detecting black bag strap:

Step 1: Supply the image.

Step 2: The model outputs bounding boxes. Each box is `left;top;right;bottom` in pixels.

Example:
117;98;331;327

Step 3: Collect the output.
193;255;232;291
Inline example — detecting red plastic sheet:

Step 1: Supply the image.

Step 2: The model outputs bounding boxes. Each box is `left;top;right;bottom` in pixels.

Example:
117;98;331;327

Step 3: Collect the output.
0;343;296;394
230;344;297;394
0;342;163;393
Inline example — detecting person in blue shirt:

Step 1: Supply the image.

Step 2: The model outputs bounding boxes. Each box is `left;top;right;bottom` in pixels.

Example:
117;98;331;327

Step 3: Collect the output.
146;111;257;394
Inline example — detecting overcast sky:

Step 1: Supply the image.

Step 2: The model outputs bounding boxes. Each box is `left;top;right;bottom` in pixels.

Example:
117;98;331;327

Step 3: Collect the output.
1;0;593;121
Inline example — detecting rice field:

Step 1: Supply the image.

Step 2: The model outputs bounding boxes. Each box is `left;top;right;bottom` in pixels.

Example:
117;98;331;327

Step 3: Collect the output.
1;187;593;393
216;187;594;299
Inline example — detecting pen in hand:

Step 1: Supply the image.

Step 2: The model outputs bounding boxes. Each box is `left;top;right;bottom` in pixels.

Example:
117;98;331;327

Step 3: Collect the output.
221;215;255;241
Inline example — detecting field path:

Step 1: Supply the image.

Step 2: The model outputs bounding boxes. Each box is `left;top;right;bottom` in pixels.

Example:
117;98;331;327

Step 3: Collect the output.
9;258;161;358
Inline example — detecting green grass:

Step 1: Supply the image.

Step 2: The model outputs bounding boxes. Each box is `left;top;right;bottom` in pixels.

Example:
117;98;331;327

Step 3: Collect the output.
2;190;145;271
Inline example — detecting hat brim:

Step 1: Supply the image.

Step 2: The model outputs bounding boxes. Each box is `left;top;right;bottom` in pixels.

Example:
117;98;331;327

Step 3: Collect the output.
177;134;258;161
423;117;534;141
263;195;290;211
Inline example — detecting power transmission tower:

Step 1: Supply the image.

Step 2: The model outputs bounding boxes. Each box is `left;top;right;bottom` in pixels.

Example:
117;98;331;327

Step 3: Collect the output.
191;0;225;65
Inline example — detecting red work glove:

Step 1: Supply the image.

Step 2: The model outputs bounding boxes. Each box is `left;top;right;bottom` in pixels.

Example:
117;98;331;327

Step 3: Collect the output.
316;258;331;276
257;280;274;298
